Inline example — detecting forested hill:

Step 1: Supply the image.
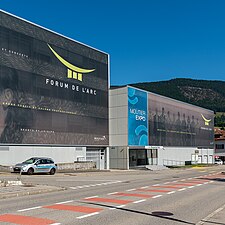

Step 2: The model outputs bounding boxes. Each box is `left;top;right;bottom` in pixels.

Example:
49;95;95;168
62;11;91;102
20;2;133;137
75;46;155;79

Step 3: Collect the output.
130;78;225;112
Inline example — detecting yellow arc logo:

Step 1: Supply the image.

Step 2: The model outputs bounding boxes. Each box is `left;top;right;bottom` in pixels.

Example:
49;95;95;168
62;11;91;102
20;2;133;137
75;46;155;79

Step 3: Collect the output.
47;44;95;81
201;114;211;126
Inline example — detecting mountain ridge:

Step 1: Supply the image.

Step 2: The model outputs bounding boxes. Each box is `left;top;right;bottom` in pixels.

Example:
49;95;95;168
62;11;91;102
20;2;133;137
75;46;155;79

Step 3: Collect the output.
129;78;225;112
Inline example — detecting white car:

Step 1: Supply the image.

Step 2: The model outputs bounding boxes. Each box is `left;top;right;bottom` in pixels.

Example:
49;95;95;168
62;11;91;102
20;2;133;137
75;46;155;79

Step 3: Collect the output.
11;157;57;175
214;159;223;165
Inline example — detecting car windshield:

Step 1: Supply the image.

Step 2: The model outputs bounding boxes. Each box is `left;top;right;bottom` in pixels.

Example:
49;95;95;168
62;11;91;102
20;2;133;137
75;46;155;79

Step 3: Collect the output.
22;158;38;164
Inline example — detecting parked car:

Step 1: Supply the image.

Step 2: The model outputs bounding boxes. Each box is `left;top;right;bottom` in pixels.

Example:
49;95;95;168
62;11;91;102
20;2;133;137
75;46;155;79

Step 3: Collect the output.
11;157;57;175
214;158;223;165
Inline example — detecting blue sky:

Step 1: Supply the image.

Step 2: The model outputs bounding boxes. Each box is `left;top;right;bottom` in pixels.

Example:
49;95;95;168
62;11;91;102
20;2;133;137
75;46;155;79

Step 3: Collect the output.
1;0;225;85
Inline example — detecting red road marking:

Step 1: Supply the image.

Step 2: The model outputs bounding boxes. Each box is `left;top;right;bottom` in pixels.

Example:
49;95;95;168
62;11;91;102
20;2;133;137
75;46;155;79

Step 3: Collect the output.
184;180;206;184
112;192;154;198
152;185;181;189
84;197;132;204
172;183;197;186
44;204;103;213
137;189;171;193
0;214;55;225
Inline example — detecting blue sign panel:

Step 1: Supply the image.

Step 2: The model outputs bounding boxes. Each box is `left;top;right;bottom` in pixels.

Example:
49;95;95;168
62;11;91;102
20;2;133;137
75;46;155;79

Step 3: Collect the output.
128;87;148;146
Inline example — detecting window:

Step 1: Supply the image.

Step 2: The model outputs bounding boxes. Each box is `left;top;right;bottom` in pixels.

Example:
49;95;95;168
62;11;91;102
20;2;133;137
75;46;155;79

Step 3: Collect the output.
216;144;224;149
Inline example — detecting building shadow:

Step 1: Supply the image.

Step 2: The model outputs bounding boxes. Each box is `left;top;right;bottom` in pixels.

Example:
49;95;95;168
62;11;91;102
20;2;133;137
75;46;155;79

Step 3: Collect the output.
80;201;195;225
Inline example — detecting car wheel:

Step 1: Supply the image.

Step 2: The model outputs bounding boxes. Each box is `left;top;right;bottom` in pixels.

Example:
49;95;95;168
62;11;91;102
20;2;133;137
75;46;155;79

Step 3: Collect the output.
49;168;56;175
27;168;34;175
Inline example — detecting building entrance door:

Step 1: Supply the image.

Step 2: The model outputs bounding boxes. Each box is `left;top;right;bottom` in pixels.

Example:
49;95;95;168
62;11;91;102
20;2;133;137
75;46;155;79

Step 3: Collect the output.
86;148;106;170
147;149;158;165
129;149;148;167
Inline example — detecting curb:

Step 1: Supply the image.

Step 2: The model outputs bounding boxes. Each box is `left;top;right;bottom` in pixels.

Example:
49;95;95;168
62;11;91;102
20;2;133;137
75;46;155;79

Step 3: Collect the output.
0;185;66;200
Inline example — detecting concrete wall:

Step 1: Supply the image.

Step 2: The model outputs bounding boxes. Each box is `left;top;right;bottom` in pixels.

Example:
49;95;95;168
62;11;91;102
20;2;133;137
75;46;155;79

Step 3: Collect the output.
57;162;96;172
0;146;86;166
109;146;129;169
158;147;214;166
109;87;128;146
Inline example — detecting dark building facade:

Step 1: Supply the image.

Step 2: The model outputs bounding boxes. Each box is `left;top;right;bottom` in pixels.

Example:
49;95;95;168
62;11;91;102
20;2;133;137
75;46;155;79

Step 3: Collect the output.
0;10;109;167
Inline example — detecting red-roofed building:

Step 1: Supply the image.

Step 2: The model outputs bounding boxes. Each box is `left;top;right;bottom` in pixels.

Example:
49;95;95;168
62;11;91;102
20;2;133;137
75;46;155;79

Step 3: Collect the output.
214;128;225;162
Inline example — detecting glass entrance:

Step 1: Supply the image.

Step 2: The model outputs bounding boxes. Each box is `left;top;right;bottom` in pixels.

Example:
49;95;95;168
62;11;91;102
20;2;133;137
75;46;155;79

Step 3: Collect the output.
129;149;148;167
147;149;158;165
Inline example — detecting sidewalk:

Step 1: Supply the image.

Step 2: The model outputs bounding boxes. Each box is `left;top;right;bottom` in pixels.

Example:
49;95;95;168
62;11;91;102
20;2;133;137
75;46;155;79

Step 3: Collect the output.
197;203;225;225
0;181;65;199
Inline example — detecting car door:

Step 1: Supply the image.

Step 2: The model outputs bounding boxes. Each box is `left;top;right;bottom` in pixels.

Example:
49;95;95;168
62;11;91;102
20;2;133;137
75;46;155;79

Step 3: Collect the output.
35;159;48;173
40;159;50;172
34;159;42;172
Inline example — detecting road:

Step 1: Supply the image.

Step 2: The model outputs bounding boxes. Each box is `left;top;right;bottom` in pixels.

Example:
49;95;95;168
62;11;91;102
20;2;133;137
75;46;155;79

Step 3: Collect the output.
0;166;225;225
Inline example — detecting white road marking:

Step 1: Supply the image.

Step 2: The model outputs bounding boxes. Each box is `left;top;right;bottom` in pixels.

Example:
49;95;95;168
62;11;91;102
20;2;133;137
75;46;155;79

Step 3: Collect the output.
196;184;203;186
69;181;122;190
140;186;149;189
109;205;126;209
116;205;126;208
152;195;162;198
57;179;119;182
84;196;98;199
126;188;136;192
167;191;176;194
178;188;186;191
18;206;42;212
50;223;61;225
77;212;100;219
196;203;225;225
107;192;118;195
188;186;195;189
55;200;74;205
152;184;160;186
133;199;146;204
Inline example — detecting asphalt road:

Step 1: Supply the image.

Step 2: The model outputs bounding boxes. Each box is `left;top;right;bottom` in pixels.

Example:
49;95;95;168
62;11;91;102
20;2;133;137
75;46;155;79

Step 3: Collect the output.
0;166;225;225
